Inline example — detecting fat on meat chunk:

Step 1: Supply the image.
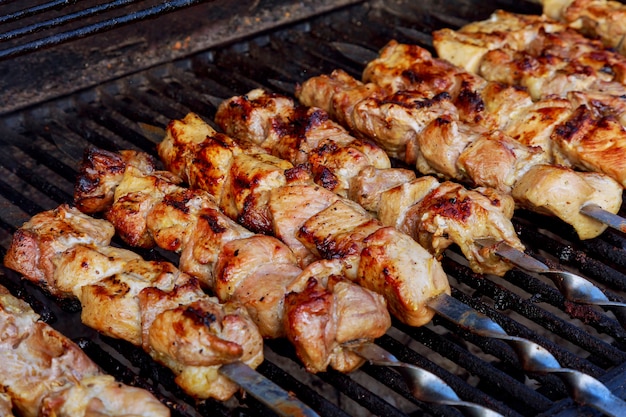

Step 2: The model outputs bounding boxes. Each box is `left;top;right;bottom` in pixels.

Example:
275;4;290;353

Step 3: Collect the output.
512;164;622;239
402;182;523;276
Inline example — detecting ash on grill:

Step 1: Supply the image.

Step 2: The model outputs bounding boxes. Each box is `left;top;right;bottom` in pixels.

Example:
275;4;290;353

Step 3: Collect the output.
2;0;626;416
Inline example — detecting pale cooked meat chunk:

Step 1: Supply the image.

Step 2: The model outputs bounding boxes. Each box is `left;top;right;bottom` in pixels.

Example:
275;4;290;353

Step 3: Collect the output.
568;90;626;126
220;152;292;234
352;90;459;162
480;82;534;129
357;227;451;327
269;184;341;267
213;235;301;338
414;115;486;180
349;166;416;213
457;129;549;194
1;318;101;417
3;205;114;296
512;164;622;239
552;106;626;186
545;0;626;55
284;274;390;373
41;375;169;417
107;166;182;248
79;256;185;345
297;200;384;278
139;285;263;401
402;182;523;276
503;97;573;158
378;176;441;229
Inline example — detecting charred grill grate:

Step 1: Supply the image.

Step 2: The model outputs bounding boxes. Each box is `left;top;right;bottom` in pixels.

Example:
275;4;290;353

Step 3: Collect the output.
2;0;626;416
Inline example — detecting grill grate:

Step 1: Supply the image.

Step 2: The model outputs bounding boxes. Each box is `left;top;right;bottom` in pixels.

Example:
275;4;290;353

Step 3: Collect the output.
2;1;626;416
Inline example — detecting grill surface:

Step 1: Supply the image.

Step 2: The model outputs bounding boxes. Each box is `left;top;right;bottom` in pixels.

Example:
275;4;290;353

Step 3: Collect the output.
2;1;626;416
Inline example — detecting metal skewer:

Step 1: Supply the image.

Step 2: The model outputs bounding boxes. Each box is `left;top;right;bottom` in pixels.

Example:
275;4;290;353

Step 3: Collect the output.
427;293;626;417
476;238;626;327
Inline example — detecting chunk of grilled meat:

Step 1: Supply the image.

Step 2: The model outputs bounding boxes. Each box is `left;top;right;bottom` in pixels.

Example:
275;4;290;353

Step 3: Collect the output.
216;90;524;276
4;204;264;401
0;283;170;417
297;69;623;239
347;41;626;189
158;114;449;327
542;0;626;55
432;10;626;101
75;147;391;373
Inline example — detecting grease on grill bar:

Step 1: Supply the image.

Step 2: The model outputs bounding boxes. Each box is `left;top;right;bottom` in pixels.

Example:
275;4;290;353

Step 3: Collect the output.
2;0;626;416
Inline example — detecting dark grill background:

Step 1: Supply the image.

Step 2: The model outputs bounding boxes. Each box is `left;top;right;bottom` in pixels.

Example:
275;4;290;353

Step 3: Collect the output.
1;1;626;416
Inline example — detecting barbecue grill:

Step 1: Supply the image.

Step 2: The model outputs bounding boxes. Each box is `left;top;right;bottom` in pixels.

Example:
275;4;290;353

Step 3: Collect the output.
2;0;626;416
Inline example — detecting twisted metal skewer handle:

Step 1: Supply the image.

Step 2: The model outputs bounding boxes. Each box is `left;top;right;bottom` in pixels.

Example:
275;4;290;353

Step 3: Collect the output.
429;294;626;416
476;238;626;327
353;343;505;417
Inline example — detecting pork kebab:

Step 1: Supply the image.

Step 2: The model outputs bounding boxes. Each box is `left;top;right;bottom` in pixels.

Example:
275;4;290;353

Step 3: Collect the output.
74;147;393;374
540;0;626;56
354;40;626;190
0;282;170;417
295;59;623;241
4;203;265;402
75;146;517;415
431;9;626;102
214;88;523;277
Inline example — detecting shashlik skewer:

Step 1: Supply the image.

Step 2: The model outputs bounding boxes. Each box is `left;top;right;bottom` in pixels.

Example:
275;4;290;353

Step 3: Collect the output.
74;146;512;416
215;88;523;277
295;60;624;240
540;0;626;56
431;9;626;99
74;147;392;373
3;204;266;403
359;40;626;189
172;106;626;416
0;282;170;417
213;88;626;322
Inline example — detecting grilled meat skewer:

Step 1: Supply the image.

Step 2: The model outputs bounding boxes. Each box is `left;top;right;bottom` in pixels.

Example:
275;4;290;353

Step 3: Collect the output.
359;41;626;187
154;114;451;328
4;204;264;401
75;147;392;373
215;89;524;277
296;67;623;240
540;0;626;56
0;283;170;417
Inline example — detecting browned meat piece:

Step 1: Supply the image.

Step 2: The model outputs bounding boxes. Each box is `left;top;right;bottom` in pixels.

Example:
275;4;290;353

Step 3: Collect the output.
0;284;169;417
543;0;626;55
4;204;115;297
349;165;416;212
296;69;387;132
74;147;157;214
76;147;392;375
4;205;264;402
285;272;390;373
513;164;622;239
296;199;450;325
414;115;488;180
456;129;549;194
552;106;626;186
217;89;391;198
401;181;521;276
